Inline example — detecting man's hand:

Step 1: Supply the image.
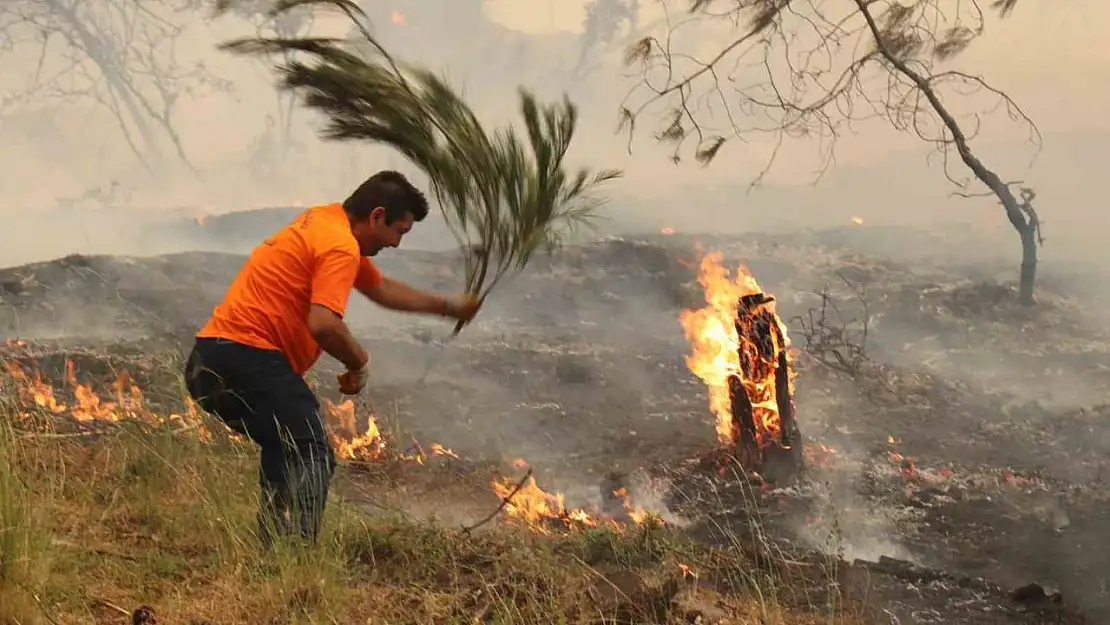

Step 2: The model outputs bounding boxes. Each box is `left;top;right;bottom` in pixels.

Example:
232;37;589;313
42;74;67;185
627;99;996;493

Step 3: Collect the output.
444;293;481;323
337;360;369;395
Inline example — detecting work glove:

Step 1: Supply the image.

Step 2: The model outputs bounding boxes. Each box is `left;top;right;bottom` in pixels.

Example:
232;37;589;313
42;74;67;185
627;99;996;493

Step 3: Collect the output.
336;360;369;395
444;293;481;324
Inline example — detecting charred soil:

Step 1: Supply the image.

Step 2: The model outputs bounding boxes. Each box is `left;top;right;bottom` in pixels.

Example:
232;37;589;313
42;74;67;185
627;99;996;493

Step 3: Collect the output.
0;230;1105;623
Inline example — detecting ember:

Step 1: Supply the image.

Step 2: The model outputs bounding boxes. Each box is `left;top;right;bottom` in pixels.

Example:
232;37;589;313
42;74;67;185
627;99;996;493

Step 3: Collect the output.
681;253;803;482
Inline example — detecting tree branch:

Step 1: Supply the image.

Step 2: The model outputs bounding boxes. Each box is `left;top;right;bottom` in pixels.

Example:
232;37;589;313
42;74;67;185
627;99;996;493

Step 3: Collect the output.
621;0;1045;302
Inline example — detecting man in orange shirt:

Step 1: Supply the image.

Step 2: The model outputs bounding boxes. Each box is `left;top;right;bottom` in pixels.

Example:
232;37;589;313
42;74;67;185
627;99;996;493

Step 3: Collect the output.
183;170;479;545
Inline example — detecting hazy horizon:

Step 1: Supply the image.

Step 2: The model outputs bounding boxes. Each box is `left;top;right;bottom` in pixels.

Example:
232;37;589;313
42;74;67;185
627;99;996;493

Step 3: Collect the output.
0;0;1105;267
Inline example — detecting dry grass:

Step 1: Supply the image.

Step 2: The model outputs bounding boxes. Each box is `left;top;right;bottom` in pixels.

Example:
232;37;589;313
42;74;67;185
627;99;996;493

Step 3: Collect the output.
0;366;864;625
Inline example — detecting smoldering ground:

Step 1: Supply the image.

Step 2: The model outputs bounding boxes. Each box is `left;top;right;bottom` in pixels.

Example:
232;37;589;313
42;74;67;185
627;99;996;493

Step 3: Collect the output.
3;219;1110;623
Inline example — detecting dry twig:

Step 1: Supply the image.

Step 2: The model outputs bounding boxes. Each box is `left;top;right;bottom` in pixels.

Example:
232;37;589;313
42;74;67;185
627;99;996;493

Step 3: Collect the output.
461;467;534;535
792;272;870;377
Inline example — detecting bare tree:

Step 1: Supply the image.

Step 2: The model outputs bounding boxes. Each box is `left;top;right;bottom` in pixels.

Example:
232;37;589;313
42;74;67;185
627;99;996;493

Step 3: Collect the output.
620;0;1043;305
0;0;230;173
225;0;313;170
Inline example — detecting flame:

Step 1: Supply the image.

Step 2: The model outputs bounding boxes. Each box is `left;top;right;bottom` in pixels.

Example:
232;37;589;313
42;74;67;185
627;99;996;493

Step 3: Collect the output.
679;252;792;447
886;435;916;476
195;214;208;226
321;398;460;464
491;462;648;533
660;227;676;235
390;10;404;25
3;360;212;438
851;216;864;225
677;563;698;579
1;360;457;466
322;398;384;461
5;361;66;414
429;443;458;459
803;442;839;468
66;361;117;421
611;487;648;524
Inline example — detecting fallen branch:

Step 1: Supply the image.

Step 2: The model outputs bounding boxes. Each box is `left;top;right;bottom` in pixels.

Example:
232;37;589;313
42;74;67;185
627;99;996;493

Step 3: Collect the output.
92;598;130;616
17;420;202;440
461;467;534;535
52;537;141;562
19;429;102;439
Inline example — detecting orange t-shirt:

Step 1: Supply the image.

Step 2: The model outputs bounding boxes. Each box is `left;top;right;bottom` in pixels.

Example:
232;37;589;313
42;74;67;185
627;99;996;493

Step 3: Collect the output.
197;203;382;375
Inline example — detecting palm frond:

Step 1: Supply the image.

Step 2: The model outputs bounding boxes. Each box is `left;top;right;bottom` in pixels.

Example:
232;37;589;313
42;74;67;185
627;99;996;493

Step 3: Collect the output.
215;0;364;19
219;2;622;334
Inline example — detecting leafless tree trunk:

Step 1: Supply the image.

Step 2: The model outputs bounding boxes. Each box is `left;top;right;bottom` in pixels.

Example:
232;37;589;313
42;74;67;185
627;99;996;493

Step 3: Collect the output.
1;0;229;174
228;1;315;164
620;0;1042;305
851;0;1041;304
41;0;164;169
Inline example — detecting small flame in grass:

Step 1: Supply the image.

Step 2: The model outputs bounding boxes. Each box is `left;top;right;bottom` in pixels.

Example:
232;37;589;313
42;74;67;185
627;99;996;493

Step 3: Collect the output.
3;360;213;437
322;398;384;461
321;399;461;465
491;460;650;533
677;563;699;580
886;435;915;476
6;361;67;414
611;487;648;524
1;361;460;467
851;216;864;225
661;227;676;235
803;442;840;468
430;443;459;459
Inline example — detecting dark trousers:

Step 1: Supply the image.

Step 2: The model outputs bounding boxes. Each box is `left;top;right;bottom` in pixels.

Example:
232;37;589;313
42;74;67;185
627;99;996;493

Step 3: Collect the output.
184;337;335;545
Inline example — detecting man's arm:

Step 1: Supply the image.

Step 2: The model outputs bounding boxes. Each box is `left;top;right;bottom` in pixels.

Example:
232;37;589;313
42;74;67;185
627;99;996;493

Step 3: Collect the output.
309;248;369;371
358;276;450;316
306;304;368;371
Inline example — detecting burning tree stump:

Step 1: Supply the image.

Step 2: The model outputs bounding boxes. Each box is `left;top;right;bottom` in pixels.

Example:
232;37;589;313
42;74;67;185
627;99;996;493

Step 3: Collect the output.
728;293;804;484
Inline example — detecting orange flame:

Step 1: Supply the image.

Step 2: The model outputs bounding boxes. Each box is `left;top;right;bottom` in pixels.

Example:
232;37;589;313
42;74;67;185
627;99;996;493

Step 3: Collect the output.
679;252;792;447
322;398;384;461
1;360;458;464
321;399;460;464
6;361;66;414
390;10;404;25
491;462;648;533
3;360;212;438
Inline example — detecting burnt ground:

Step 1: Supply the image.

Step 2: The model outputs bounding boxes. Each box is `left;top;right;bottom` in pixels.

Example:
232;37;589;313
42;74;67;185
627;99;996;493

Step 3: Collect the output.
1;229;1108;624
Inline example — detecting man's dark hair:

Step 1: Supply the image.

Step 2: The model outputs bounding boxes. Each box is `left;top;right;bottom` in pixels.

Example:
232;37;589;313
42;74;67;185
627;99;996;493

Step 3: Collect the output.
343;170;429;224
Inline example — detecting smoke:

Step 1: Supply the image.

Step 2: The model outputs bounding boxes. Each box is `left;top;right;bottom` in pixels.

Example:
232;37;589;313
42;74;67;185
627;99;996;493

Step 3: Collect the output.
788;452;918;565
2;0;1106;267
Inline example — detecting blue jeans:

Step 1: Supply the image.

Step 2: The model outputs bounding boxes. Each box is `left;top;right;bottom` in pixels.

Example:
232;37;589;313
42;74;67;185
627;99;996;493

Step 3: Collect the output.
184;337;335;545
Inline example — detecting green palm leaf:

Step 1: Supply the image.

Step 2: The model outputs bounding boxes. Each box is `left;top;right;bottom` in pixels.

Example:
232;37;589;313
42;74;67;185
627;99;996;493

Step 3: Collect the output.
217;0;621;336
